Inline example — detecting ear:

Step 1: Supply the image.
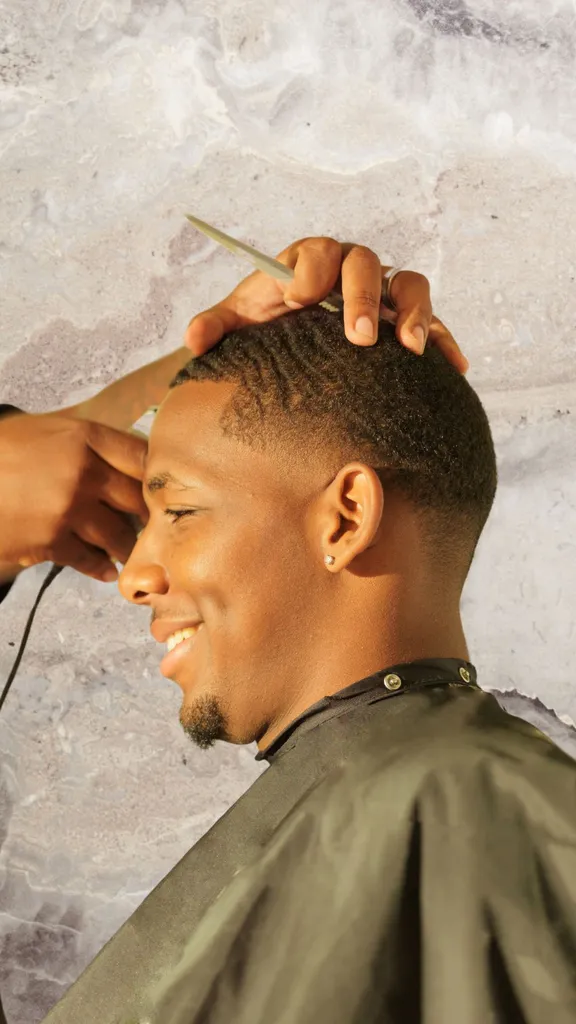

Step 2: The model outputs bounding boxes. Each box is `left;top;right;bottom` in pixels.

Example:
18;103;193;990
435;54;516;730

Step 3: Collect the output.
320;463;384;570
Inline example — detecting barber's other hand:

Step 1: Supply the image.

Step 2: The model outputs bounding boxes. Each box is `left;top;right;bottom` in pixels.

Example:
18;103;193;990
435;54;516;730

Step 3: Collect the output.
0;412;148;582
184;237;469;375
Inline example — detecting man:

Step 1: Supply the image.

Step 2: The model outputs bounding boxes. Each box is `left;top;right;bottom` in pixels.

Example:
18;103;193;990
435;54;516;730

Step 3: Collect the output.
0;239;459;1024
39;242;576;1022
0;239;451;588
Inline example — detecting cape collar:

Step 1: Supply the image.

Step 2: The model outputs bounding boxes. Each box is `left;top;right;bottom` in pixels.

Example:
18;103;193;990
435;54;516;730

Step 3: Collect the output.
256;657;478;763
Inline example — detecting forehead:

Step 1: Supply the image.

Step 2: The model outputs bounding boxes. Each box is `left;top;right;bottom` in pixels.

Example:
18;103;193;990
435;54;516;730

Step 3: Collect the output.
146;379;269;495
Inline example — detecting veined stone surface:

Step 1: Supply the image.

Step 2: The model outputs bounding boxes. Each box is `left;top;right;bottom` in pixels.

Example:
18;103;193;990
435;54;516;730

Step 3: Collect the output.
1;1;576;1020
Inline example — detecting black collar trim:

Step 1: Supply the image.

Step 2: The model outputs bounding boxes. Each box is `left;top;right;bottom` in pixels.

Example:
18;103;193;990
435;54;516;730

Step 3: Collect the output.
255;658;478;763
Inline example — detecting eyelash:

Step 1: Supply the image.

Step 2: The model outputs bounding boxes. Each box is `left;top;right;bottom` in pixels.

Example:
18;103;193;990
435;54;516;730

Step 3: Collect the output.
164;508;199;523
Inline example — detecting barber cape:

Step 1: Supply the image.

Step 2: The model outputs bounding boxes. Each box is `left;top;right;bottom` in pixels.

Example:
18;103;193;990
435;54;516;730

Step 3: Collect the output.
34;658;576;1024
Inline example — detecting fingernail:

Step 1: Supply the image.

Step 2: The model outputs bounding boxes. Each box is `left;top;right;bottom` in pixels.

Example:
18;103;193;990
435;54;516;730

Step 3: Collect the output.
354;316;376;342
412;325;426;353
285;299;304;310
102;567;118;582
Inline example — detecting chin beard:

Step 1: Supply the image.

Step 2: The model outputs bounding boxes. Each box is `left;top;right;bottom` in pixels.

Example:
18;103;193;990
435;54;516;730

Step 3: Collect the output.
179;694;228;749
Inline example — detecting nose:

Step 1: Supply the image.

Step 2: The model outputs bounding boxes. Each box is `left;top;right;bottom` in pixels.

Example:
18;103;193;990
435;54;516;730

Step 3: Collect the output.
118;542;169;605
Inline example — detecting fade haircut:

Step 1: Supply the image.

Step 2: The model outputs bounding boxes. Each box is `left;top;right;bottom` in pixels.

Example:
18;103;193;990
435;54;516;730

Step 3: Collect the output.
171;306;497;592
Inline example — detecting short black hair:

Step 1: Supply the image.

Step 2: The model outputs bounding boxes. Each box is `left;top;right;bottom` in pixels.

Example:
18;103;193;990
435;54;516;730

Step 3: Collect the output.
171;306;497;591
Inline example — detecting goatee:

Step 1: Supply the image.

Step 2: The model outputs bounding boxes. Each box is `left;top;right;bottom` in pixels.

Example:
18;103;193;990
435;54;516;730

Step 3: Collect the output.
179;695;227;749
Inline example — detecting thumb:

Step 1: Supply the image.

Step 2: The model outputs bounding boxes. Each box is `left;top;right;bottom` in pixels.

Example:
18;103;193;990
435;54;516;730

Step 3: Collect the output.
85;422;148;481
185;303;244;356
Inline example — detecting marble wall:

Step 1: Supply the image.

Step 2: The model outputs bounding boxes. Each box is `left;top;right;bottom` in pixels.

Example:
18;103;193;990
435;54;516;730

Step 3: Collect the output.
1;1;576;1021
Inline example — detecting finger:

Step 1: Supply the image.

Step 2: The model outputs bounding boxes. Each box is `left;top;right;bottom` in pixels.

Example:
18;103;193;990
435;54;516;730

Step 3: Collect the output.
184;298;250;356
85;422;148;481
427;316;470;375
72;504;139;566
339;245;384;346
85;452;149;522
35;534;119;583
387;271;433;355
277;237;343;308
184;238;343;356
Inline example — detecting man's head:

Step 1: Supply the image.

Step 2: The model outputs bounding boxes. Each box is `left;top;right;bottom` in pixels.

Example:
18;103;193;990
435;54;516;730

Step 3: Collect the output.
119;307;497;750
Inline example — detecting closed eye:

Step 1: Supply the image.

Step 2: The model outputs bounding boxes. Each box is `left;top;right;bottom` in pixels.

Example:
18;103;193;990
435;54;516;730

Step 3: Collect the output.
164;508;199;523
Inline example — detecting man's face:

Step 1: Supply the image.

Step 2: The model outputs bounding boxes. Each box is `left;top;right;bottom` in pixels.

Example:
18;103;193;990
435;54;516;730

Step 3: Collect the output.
119;380;326;749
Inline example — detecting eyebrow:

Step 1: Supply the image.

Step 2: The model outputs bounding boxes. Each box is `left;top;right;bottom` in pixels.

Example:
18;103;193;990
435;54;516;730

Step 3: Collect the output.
146;472;195;494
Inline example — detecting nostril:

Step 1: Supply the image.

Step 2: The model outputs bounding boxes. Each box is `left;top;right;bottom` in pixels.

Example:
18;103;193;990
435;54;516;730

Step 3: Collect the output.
118;565;168;603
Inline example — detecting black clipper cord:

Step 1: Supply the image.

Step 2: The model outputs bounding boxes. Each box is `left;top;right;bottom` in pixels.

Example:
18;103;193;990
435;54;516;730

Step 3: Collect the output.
0;564;64;715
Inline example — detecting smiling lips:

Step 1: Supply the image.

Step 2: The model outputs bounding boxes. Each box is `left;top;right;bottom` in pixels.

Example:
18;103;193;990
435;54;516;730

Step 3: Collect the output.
151;619;203;646
166;626;201;653
150;619;205;680
151;620;205;681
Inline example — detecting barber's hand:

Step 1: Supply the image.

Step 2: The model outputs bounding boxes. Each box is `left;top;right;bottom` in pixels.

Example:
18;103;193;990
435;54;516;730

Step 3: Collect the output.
0;411;148;583
184;237;469;374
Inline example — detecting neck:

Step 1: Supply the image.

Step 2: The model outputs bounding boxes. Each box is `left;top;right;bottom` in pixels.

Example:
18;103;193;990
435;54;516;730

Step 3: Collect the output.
256;602;469;751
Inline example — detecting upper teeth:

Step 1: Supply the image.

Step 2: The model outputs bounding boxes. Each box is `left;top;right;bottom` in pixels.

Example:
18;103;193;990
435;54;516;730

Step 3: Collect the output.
166;626;201;653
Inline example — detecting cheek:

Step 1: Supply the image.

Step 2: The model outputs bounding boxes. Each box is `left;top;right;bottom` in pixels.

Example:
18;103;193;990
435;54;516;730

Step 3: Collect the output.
165;522;253;598
228;529;306;626
167;514;306;626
